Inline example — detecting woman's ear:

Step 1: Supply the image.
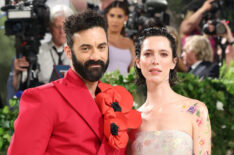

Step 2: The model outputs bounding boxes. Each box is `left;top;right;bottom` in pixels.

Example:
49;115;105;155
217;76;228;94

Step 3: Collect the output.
125;16;128;22
64;45;72;60
136;58;141;69
170;57;178;70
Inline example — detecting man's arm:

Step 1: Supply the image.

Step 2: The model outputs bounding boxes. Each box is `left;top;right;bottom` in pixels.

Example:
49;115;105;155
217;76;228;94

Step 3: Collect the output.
8;88;55;155
12;57;29;91
180;0;214;36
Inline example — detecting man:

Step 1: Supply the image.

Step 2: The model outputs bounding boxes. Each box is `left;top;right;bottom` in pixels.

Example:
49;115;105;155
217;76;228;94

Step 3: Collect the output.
182;35;219;79
7;10;127;155
12;5;73;91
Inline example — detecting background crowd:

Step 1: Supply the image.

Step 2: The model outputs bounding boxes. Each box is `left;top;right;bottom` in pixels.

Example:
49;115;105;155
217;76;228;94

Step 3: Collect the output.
0;0;233;105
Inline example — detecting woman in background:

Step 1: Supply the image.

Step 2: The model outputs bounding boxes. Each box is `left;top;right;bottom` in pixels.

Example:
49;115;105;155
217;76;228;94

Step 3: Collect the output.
104;0;135;75
128;27;211;155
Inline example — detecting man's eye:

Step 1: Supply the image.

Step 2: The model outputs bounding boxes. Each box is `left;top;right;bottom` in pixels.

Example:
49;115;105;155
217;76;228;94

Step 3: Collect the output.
81;47;89;51
99;45;106;50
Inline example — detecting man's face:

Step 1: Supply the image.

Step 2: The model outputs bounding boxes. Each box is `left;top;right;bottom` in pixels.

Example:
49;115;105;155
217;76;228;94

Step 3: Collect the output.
50;16;66;47
182;47;197;67
66;27;109;82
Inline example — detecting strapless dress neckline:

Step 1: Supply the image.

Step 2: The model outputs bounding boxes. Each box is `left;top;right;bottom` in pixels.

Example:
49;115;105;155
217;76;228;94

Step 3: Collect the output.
131;130;193;155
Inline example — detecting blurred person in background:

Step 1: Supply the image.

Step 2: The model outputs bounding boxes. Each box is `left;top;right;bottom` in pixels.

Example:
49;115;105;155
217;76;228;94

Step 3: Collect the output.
167;26;187;72
182;35;219;79
180;0;214;38
216;20;234;65
104;0;135;75
11;5;73;91
180;0;217;59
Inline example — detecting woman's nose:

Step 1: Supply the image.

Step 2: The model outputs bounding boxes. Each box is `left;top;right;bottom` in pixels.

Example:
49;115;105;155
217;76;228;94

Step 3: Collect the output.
152;55;159;64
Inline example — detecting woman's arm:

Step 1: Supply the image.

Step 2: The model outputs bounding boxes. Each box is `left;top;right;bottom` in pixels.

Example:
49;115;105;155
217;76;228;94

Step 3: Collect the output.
191;101;211;155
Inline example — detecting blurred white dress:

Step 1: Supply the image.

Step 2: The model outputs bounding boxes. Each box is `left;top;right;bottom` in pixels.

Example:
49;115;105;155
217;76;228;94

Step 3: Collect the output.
106;45;132;75
131;130;193;155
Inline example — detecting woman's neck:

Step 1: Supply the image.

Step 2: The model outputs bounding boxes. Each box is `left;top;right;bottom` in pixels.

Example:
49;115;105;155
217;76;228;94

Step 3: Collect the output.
145;81;176;106
108;29;121;37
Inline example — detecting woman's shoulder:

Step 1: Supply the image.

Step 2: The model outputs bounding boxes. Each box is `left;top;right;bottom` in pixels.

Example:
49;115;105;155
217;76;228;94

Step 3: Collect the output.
123;37;134;46
118;36;133;47
179;96;209;117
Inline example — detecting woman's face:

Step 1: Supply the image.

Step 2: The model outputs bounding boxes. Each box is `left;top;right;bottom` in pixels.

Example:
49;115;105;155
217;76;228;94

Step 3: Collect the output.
136;36;176;84
106;7;127;33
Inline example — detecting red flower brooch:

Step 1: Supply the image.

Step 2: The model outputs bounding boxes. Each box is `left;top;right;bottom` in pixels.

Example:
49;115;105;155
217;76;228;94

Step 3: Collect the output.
96;83;142;149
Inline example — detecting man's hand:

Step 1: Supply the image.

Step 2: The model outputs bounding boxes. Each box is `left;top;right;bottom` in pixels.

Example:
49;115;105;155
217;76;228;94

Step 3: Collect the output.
14;56;29;75
220;20;234;43
200;0;214;13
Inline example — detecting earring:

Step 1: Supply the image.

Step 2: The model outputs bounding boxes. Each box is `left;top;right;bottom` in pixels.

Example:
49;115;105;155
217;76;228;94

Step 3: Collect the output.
124;21;127;27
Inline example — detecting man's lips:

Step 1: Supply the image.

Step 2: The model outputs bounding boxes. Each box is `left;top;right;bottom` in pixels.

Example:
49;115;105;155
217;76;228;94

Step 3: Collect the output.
89;64;101;68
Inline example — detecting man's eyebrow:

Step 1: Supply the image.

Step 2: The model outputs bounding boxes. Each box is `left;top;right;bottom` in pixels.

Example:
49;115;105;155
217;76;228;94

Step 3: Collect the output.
80;44;91;48
98;42;107;46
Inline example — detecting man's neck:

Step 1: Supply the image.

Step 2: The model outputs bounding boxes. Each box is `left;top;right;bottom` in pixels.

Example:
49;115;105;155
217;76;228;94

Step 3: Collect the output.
72;68;98;99
84;80;99;99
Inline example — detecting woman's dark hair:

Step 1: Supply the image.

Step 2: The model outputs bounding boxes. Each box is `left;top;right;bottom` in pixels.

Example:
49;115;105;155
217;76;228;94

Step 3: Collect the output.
104;0;129;15
135;27;178;86
104;0;129;36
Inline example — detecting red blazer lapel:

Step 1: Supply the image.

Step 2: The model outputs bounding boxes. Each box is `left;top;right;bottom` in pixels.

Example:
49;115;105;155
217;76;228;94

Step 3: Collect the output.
53;69;104;141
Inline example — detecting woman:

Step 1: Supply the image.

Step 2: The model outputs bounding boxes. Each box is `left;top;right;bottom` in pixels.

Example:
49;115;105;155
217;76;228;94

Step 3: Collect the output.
128;27;211;154
104;1;135;75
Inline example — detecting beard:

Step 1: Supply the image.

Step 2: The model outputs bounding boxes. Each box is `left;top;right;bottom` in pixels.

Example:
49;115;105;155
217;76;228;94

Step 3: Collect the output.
71;51;109;82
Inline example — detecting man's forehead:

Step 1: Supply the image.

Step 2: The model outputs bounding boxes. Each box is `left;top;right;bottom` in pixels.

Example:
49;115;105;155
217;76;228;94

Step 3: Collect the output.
74;27;106;35
72;27;107;46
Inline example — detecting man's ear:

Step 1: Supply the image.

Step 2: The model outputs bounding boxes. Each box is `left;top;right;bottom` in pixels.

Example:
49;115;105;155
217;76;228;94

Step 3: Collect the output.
170;57;178;70
136;58;141;69
64;45;72;60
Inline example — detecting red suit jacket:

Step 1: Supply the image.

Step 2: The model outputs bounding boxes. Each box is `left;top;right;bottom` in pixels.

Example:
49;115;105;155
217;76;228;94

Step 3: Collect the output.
8;69;125;155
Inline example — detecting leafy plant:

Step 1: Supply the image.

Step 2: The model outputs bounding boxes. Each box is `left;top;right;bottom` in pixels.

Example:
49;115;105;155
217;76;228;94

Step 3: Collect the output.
0;96;19;154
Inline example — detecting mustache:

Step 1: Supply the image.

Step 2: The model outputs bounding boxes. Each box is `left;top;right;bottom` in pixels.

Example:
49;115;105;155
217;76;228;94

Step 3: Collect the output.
84;60;105;68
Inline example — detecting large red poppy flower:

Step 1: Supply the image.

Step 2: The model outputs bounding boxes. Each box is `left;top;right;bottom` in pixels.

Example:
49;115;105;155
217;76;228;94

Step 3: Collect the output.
96;83;142;149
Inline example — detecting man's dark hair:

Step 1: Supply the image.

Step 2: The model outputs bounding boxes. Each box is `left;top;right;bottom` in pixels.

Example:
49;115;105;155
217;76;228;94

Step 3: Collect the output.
64;10;107;48
135;27;178;86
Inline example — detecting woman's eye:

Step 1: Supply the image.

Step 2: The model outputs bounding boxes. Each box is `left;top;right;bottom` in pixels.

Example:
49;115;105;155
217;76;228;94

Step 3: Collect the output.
110;14;114;18
161;53;168;57
117;15;123;19
144;53;151;56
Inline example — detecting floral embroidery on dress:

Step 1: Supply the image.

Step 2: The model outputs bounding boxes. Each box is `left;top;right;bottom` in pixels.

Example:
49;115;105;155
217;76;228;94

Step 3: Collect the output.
132;130;193;155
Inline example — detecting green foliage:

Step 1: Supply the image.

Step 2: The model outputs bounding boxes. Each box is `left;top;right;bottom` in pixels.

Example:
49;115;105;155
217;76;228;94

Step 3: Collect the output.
0;97;19;154
174;73;234;154
101;68;137;95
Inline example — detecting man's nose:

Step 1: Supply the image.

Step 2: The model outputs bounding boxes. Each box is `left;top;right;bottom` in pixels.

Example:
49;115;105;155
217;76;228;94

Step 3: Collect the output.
90;48;100;60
